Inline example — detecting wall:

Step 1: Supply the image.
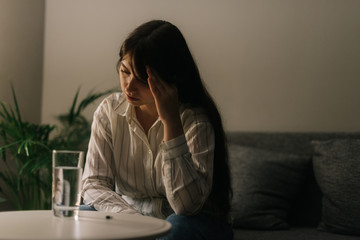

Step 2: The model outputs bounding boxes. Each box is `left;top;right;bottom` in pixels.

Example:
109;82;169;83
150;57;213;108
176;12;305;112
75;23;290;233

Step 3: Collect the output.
0;0;45;124
42;0;360;132
0;0;45;211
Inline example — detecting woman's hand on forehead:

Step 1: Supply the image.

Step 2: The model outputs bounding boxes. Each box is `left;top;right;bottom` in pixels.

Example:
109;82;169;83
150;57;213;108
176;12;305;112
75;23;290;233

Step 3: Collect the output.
147;66;183;141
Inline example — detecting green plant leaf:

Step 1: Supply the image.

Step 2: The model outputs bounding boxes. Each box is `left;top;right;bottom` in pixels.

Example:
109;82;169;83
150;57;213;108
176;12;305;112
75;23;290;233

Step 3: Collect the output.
10;84;23;124
75;88;116;116
0;85;114;210
0;140;21;151
0;102;12;121
10;85;25;138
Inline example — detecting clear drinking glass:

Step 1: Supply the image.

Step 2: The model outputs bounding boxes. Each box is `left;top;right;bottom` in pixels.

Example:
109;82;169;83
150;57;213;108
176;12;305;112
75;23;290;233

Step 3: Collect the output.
52;150;84;218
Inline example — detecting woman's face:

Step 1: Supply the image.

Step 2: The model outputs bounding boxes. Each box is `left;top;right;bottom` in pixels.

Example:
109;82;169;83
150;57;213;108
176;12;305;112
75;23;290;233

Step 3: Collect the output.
119;55;154;107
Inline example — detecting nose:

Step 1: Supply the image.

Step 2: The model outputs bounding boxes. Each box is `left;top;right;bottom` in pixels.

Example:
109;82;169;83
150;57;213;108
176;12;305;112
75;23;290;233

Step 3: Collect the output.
125;76;137;94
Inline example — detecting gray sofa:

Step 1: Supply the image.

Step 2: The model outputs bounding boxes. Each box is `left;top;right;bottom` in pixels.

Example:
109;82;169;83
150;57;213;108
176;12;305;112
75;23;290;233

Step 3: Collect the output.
227;132;360;240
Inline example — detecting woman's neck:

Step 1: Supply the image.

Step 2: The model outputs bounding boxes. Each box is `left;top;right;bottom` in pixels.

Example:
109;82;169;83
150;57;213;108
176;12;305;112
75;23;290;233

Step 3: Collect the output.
135;104;159;135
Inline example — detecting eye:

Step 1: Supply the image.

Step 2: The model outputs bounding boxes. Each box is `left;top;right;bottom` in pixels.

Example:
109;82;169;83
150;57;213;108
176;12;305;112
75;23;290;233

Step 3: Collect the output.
120;68;130;75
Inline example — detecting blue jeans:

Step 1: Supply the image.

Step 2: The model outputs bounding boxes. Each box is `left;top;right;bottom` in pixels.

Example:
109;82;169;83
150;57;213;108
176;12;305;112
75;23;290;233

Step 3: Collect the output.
158;213;233;240
79;205;97;211
80;205;233;240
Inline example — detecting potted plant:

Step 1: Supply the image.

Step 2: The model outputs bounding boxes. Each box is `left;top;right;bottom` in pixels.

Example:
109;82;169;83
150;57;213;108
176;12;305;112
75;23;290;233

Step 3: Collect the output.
0;86;115;210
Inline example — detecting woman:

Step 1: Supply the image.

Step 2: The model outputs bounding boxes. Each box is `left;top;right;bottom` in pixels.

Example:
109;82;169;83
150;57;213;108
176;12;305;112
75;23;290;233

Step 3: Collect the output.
81;20;233;240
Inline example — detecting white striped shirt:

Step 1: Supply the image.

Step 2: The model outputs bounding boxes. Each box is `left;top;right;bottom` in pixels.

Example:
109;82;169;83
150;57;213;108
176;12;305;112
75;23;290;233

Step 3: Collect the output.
81;92;215;219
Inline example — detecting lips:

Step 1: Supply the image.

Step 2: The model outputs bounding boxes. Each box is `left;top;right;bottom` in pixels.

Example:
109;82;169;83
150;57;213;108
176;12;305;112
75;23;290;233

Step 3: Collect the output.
126;94;139;101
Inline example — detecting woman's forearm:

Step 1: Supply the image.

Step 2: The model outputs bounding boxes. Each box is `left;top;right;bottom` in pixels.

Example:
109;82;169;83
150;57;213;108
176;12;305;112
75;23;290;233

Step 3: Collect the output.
162;116;184;142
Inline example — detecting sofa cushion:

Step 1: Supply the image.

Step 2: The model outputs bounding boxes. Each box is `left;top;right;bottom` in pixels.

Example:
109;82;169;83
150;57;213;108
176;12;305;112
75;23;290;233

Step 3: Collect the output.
233;227;360;240
312;139;360;236
229;144;311;230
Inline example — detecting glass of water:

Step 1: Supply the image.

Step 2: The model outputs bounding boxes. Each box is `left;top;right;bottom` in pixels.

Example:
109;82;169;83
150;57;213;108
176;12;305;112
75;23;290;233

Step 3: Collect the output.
52;150;84;218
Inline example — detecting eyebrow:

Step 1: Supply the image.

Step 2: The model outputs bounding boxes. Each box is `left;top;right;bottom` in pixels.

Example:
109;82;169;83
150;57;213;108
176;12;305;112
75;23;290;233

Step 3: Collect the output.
120;62;129;70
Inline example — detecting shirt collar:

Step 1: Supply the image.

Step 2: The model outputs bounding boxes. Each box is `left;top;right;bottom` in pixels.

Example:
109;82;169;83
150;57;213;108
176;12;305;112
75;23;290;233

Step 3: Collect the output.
113;92;163;127
113;92;129;117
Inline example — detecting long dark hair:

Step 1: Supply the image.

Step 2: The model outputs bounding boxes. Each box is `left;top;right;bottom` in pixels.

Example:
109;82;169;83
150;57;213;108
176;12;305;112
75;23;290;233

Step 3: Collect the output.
117;20;232;218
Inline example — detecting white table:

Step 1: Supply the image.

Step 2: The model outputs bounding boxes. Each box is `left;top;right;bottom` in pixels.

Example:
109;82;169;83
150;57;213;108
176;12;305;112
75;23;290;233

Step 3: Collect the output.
0;210;171;239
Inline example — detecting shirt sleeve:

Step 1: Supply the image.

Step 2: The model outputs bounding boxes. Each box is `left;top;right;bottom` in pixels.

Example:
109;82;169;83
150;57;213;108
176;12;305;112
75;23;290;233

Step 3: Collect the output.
160;112;215;216
81;101;140;215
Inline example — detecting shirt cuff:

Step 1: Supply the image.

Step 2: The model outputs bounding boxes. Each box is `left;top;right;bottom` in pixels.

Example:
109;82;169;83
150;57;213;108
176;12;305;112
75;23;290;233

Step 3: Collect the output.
160;134;189;160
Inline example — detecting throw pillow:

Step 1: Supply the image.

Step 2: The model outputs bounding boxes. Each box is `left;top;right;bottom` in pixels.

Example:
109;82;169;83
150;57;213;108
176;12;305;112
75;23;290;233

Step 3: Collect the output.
229;144;310;230
312;139;360;236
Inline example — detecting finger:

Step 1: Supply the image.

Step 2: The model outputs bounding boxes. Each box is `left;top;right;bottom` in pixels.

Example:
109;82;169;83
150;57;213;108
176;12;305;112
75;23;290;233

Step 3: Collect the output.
146;67;160;96
147;67;169;91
